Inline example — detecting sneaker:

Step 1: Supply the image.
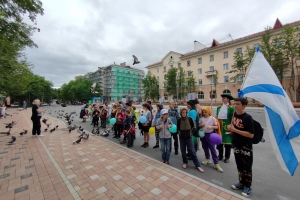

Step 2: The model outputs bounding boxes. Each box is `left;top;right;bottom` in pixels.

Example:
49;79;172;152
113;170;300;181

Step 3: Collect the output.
153;145;159;148
201;159;212;165
241;187;252;197
38;134;44;137
144;142;149;148
120;140;126;144
214;164;223;173
231;182;244;190
141;142;146;147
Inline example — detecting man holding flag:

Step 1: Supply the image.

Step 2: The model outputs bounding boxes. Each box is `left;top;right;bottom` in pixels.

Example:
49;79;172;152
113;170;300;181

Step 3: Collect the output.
228;98;254;197
233;47;300;196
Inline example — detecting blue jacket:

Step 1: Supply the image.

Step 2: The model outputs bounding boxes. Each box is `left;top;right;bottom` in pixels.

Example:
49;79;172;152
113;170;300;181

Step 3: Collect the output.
152;110;161;126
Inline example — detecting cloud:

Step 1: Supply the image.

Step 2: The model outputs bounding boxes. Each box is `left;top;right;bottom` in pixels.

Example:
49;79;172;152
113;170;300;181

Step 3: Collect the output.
24;0;300;87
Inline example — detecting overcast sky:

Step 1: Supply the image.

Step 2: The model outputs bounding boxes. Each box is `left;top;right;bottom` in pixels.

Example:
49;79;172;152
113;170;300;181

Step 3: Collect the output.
24;0;300;88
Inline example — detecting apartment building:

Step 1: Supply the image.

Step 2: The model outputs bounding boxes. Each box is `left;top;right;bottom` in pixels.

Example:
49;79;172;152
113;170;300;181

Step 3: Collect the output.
146;18;300;102
82;63;145;102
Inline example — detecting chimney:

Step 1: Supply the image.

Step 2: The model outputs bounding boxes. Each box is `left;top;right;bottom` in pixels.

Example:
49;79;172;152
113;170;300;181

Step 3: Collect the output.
194;40;206;51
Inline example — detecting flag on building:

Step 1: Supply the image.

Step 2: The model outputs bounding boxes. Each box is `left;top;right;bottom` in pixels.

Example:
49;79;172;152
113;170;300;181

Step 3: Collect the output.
238;48;300;176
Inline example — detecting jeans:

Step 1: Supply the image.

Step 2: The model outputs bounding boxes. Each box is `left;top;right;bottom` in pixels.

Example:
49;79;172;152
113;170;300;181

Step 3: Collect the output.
180;137;201;167
160;138;171;161
115;124;123;138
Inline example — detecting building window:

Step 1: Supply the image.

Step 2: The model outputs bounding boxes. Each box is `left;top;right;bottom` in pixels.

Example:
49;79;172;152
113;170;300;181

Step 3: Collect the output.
170;65;173;68
223;63;229;71
237;48;242;54
209;66;214;71
237;74;243;82
210;55;214;62
157;68;159;73
224;76;229;82
275;38;282;47
198;68;202;74
187;60;191;67
253;44;260;49
163;66;166;72
164;94;168;101
178;63;181;68
210;77;214;84
223;89;231;94
198;79;202;85
223;51;228;59
198;91;204;100
164;75;166;80
187;71;191;77
157;76;159;81
163;83;165;88
198;58;202;64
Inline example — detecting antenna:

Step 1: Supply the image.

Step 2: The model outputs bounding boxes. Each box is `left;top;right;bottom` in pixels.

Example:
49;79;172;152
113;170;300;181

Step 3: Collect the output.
229;33;233;41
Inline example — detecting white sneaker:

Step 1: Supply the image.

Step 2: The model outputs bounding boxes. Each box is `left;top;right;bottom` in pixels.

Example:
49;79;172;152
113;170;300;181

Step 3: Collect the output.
38;134;44;137
201;159;212;165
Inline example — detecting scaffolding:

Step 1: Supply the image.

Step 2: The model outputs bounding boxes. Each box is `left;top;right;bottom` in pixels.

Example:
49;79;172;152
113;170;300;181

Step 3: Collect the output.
104;66;144;102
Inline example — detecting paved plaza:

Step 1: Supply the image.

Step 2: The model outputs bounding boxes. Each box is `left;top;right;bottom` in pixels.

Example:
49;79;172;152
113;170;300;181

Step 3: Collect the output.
0;108;246;200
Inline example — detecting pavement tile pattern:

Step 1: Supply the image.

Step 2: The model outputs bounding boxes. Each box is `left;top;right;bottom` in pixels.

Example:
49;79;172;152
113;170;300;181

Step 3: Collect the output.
0;109;245;200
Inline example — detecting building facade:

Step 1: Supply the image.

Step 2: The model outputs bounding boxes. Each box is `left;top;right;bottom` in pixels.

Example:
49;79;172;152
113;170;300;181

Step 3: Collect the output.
82;64;145;103
146;18;300;102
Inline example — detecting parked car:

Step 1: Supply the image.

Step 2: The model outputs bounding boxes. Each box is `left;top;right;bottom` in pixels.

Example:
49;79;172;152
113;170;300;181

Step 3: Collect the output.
61;103;66;107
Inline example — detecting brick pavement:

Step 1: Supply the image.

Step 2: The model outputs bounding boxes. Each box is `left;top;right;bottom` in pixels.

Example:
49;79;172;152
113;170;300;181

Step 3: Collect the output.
0;109;246;200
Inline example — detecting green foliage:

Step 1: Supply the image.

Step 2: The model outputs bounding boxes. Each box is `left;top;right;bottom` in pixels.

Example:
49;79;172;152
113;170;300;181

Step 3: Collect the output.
261;27;289;85
260;25;300;101
142;72;159;101
0;0;44;103
164;68;178;98
227;46;255;83
177;67;186;101
186;71;197;93
59;78;94;102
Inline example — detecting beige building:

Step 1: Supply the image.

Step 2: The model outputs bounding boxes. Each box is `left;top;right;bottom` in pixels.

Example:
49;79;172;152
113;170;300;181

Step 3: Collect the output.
146;18;300;103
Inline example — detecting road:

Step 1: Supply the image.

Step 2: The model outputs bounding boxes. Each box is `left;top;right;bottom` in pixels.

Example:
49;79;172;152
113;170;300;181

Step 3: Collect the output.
43;104;300;200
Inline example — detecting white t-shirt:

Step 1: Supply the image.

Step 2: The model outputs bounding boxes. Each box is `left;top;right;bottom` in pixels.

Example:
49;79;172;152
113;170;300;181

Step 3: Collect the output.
199;116;217;133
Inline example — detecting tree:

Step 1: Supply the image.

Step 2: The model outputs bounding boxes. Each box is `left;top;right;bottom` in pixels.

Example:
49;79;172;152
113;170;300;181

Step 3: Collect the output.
177;67;186;102
186;71;197;93
227;46;255;83
59;77;93;102
279;25;300;101
260;27;289;85
212;70;219;102
164;68;178;100
142;72;159;101
0;0;44;102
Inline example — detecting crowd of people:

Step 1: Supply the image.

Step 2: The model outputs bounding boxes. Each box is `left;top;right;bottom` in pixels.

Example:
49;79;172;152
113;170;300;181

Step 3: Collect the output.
79;94;255;198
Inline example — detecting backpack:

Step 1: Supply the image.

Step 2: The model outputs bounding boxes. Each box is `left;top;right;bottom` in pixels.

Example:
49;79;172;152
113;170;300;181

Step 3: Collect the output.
244;113;264;144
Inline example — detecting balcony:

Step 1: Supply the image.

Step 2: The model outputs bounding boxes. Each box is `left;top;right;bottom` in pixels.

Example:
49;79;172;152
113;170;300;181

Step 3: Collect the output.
205;70;217;77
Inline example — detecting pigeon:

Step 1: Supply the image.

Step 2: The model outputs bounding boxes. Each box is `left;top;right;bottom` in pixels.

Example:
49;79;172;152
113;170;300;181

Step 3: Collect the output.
73;137;82;145
56;125;59;128
50;127;55;133
7;136;16;144
90;82;99;94
47;123;51;128
132;55;140;65
19;129;27;136
44;128;48;132
69;128;72;133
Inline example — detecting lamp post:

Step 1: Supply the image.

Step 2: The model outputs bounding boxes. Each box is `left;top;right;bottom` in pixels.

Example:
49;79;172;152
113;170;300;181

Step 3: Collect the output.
210;83;213;110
